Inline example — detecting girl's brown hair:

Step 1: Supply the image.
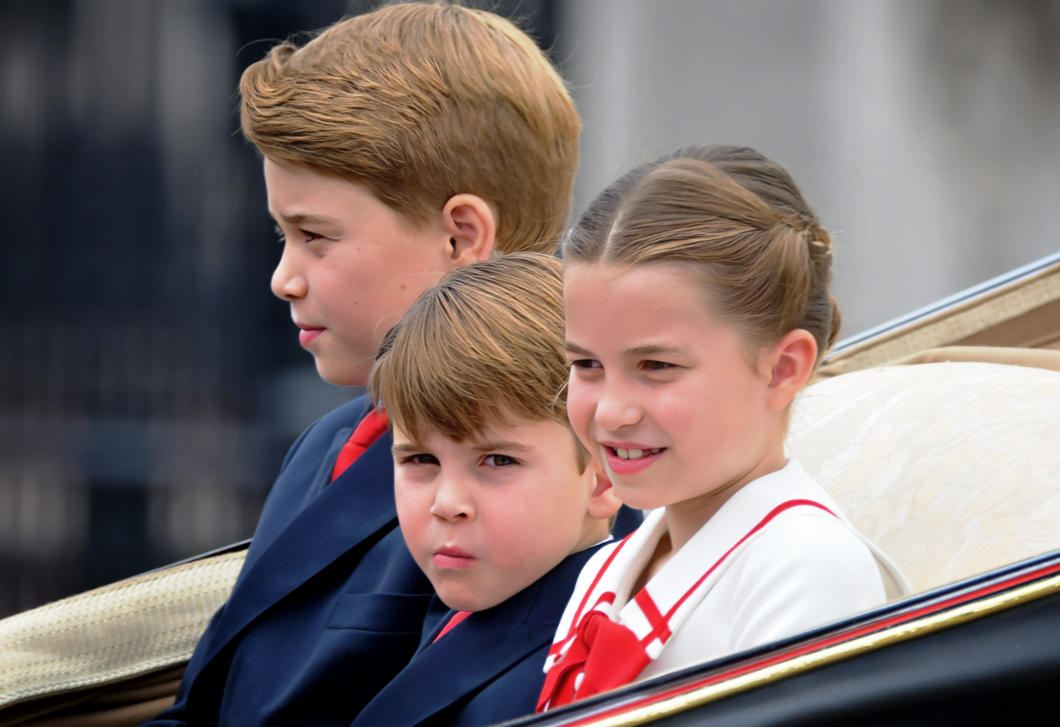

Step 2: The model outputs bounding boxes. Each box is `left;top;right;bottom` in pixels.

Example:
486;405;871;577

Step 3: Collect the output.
369;253;588;469
564;145;840;360
240;3;580;255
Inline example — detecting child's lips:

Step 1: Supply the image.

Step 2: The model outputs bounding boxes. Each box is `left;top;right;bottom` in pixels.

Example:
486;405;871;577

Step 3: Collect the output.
601;442;666;475
433;547;476;569
297;325;325;346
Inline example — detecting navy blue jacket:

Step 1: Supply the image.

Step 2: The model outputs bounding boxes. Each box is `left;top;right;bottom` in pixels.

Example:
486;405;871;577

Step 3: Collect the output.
145;396;436;727
351;543;608;727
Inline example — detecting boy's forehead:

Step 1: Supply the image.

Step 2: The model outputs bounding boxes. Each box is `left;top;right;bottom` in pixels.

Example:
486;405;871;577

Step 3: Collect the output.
391;416;569;451
264;158;374;211
264;158;428;237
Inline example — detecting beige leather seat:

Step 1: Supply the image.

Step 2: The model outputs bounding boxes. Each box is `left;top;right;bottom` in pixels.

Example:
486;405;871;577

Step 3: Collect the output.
788;361;1060;594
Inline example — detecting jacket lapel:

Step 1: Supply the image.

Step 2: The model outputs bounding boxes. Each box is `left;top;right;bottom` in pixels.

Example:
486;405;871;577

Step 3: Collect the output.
238;425;355;578
198;428;398;669
302;426;357;506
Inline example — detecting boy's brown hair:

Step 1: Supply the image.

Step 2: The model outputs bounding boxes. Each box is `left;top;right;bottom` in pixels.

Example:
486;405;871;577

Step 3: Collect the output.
240;2;581;254
369;252;588;469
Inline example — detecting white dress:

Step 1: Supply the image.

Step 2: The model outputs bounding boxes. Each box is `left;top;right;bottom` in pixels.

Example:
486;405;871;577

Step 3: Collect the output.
539;459;910;708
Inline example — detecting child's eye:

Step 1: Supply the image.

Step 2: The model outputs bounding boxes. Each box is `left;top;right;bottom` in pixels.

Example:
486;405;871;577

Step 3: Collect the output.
302;229;325;243
569;359;601;369
274;224;286;243
401;453;439;466
483;454;520;467
641;359;677;371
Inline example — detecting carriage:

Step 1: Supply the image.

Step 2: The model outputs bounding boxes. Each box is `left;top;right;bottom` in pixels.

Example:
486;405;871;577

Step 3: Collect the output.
3;251;1059;726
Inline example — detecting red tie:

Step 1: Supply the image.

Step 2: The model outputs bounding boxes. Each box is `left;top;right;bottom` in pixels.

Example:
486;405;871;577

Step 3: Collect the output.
432;610;472;643
331;409;390;481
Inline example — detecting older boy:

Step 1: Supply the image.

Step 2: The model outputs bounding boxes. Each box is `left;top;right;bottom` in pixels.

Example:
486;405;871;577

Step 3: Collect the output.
355;254;621;727
145;5;584;726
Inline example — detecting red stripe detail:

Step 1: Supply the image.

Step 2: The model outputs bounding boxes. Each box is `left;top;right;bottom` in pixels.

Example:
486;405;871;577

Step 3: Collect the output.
662;499;836;624
432;610;472;643
557;558;1060;727
634;590;671;647
550;535;634;656
331;408;390;481
573;535;633;626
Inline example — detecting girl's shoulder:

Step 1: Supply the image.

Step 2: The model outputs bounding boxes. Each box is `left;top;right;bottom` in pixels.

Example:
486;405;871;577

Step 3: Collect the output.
738;510;879;577
719;514;888;644
728;460;889;585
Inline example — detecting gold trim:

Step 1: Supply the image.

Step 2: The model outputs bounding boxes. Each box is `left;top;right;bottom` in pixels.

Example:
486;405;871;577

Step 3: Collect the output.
576;572;1060;727
821;262;1060;375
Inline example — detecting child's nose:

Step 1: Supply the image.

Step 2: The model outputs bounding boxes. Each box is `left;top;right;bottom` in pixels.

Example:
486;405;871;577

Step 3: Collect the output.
430;476;475;522
595;385;642;431
271;244;308;301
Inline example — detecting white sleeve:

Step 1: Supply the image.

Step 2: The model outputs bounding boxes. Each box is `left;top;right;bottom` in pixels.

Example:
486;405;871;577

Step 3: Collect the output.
726;515;887;652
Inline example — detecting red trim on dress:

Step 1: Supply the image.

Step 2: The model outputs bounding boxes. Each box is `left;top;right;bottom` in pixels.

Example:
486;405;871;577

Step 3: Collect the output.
539;499;838;711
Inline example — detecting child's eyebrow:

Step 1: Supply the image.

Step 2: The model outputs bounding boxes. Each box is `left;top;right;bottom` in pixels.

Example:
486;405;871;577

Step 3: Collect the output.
626;343;688;357
564;342;594;356
471;440;533;453
566;341;689;357
392;442;426;456
277;212;337;226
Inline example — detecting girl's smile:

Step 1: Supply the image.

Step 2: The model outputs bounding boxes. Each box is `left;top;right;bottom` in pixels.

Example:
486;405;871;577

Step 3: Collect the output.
600;441;667;474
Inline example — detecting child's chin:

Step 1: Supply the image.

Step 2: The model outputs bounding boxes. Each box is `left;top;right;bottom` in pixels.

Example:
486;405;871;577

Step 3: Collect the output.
434;585;501;613
436;592;482;613
612;486;662;512
314;356;371;387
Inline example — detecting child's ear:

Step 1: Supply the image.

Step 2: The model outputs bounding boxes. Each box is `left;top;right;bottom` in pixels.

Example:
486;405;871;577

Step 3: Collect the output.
763;328;818;410
586;460;623;521
442;194;497;268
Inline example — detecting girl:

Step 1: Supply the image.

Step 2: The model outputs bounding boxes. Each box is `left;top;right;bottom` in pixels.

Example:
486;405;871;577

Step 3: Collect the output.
538;146;910;710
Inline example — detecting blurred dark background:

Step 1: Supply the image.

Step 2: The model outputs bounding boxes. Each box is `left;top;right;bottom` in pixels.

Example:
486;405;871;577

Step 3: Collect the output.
0;0;556;618
4;0;1059;618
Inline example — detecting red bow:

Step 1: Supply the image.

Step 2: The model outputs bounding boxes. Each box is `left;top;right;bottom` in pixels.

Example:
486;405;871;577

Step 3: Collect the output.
536;609;652;711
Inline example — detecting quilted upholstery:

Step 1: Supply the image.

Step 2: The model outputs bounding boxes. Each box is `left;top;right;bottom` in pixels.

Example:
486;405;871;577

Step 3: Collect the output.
789;362;1060;594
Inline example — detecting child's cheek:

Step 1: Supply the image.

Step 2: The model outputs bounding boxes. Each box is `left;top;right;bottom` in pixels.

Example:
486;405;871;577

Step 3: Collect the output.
487;500;542;569
564;380;596;447
652;386;700;441
395;484;431;564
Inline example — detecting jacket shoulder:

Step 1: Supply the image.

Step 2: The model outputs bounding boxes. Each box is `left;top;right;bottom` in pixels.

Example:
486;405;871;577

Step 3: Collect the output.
306;393;373;438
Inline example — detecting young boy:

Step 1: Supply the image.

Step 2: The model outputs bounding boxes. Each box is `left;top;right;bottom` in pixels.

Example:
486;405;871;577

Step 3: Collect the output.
145;5;590;726
353;254;621;727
